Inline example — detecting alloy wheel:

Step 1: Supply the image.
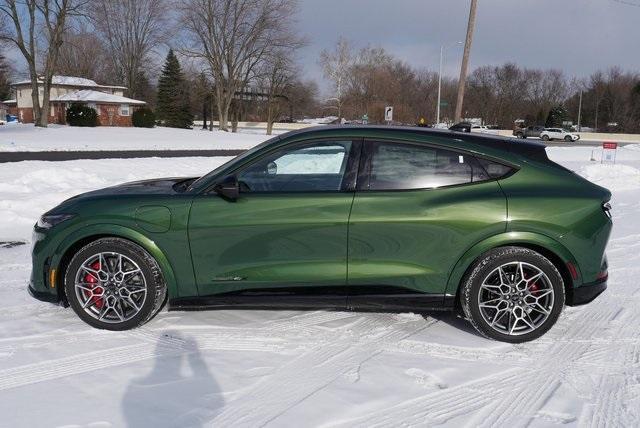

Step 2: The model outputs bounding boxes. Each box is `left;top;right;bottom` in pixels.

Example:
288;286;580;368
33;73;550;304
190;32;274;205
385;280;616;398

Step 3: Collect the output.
477;261;554;336
74;252;147;323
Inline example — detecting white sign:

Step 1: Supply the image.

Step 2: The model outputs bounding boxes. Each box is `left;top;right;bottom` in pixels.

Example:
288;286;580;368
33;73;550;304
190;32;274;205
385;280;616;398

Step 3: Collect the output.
602;141;618;164
384;106;393;122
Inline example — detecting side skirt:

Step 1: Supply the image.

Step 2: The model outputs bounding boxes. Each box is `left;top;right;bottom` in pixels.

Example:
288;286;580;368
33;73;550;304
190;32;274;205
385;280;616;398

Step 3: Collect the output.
168;292;454;312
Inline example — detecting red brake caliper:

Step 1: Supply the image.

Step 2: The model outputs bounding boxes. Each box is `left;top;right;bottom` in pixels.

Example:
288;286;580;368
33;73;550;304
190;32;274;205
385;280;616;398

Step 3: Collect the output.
84;260;104;308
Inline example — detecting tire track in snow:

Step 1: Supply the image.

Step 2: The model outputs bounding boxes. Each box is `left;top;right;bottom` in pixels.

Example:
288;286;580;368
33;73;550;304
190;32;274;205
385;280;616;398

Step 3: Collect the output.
209;314;436;427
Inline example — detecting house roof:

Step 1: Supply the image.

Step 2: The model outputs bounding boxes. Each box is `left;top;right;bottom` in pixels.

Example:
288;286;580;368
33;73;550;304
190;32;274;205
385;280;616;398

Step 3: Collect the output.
1;99;17;105
52;90;145;105
12;75;127;90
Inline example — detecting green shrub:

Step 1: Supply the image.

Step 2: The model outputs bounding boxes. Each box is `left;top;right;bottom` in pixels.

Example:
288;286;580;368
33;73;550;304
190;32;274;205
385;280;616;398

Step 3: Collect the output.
132;107;156;128
66;103;98;127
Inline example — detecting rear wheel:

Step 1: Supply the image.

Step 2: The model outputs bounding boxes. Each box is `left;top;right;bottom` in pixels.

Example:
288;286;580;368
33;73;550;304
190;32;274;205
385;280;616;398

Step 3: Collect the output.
542;134;550;141
460;247;564;343
64;238;167;330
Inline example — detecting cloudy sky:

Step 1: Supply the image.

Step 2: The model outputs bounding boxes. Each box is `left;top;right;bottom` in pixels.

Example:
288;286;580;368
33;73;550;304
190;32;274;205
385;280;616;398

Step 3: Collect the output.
296;0;640;93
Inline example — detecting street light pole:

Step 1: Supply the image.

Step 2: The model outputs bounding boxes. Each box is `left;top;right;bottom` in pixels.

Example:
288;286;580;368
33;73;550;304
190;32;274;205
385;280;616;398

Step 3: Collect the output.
436;42;461;126
437;45;443;125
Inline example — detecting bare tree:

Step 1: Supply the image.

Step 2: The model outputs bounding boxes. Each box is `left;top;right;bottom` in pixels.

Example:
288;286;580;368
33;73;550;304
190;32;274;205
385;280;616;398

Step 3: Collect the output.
0;49;13;100
319;37;353;120
258;51;296;135
0;0;87;127
91;0;167;99
180;0;301;132
57;26;108;81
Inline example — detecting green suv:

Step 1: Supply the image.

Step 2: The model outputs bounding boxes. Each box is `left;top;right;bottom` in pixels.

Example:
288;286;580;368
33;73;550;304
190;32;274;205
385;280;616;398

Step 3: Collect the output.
29;126;612;342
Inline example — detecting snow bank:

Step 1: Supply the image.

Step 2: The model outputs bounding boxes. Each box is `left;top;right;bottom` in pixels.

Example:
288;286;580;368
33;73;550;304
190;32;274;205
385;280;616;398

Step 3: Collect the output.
578;163;640;191
0;157;228;241
0;124;269;152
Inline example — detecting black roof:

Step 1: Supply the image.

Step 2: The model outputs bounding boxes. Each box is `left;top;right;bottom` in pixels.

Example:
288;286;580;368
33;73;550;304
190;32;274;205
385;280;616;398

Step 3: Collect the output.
283;125;547;161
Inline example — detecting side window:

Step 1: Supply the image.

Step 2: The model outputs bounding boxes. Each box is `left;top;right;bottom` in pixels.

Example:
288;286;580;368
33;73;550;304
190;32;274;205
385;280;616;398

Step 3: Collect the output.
237;140;353;193
367;142;488;190
477;158;515;179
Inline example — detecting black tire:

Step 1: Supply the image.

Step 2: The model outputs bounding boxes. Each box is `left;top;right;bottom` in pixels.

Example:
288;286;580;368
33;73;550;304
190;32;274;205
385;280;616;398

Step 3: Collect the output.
64;237;167;330
541;134;550;141
460;246;565;343
564;135;572;142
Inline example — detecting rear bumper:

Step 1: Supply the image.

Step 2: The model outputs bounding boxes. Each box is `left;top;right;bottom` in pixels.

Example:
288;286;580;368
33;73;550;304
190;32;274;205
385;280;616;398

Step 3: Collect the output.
566;278;607;306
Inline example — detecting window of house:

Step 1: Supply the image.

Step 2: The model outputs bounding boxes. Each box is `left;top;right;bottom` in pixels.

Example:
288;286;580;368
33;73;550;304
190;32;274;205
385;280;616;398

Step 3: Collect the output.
120;104;130;116
50;105;55;117
367;142;489;190
237;141;353;193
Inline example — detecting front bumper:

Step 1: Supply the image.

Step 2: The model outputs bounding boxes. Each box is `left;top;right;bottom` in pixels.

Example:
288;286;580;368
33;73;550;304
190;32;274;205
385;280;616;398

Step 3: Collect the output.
28;282;61;304
566;277;607;306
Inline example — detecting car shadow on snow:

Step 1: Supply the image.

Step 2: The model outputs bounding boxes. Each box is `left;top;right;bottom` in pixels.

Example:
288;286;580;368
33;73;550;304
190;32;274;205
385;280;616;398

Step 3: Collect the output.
121;330;224;427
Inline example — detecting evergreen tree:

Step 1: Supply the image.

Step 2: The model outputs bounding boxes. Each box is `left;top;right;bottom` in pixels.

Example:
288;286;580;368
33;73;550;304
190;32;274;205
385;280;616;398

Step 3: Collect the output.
545;105;568;128
156;49;193;128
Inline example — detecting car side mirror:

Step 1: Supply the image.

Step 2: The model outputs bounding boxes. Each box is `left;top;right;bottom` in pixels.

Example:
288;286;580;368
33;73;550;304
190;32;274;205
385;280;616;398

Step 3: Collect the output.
213;176;239;202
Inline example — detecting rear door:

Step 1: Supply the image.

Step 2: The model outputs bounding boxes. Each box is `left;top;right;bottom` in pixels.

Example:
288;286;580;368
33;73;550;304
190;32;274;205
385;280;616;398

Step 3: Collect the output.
347;140;507;309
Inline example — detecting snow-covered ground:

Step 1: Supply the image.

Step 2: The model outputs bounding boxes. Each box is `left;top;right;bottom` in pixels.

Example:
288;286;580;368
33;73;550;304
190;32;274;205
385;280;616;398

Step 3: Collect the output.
0;146;639;427
0;124;270;152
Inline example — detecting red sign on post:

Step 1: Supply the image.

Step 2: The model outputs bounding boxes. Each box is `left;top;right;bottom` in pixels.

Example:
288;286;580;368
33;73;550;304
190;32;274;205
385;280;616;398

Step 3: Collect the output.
603;142;618;150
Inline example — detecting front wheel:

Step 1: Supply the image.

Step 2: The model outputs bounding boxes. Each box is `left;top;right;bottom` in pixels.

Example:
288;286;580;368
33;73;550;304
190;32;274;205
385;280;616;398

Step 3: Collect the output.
564;135;573;142
460;247;565;343
64;238;167;330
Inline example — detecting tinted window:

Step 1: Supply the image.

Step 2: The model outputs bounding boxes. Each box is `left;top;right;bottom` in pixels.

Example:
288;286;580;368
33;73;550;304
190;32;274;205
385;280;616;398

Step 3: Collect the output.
367;142;488;190
477;158;514;179
237;140;352;192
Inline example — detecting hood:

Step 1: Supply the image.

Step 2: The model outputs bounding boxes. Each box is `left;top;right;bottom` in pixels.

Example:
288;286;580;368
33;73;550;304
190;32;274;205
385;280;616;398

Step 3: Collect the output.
50;177;197;213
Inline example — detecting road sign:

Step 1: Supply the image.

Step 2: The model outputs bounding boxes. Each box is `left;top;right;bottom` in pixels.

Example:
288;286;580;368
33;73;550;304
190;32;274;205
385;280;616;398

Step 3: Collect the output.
362;113;368;125
384;106;393;122
602;141;618;164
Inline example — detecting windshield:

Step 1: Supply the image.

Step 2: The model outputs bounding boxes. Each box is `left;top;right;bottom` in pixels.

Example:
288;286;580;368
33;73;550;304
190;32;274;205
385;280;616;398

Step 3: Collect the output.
188;134;281;191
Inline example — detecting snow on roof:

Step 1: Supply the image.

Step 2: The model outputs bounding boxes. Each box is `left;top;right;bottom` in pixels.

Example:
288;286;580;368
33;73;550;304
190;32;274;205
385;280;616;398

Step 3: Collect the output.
1;99;17;104
12;75;127;89
52;90;145;105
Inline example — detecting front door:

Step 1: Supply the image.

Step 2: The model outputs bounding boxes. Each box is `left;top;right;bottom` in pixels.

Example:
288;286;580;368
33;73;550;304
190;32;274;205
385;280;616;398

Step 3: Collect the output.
347;140;507;309
188;139;360;307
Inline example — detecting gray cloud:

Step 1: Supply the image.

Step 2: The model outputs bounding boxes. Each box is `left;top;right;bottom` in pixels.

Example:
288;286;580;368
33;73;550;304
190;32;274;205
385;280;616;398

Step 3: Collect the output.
296;0;640;92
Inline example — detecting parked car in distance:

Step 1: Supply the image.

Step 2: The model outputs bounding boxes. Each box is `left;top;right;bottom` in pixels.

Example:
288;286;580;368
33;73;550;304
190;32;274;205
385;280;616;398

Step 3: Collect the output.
540;128;580;142
449;122;472;132
471;125;489;133
513;125;545;139
29;126;612;343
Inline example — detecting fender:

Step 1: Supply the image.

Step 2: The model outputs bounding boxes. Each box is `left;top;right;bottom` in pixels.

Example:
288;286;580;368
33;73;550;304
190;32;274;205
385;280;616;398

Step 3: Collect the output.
50;223;180;299
444;231;581;297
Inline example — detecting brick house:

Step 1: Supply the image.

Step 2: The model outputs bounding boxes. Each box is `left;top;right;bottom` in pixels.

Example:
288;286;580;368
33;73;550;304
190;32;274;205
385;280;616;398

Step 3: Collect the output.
12;76;145;126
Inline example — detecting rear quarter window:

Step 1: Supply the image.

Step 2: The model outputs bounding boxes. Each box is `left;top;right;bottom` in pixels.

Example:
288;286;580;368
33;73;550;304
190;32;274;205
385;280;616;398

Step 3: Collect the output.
477;158;515;179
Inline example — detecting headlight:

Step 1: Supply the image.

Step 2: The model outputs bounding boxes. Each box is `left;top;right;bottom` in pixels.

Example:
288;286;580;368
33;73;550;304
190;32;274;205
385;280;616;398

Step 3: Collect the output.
37;214;76;229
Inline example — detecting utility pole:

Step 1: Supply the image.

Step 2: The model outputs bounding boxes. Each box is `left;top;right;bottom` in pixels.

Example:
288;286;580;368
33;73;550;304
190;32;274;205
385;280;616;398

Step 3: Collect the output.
454;0;478;123
577;90;583;132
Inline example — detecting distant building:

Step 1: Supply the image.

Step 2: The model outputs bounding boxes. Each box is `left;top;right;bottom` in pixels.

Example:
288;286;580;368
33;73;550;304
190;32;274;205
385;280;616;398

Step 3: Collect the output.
11;76;145;126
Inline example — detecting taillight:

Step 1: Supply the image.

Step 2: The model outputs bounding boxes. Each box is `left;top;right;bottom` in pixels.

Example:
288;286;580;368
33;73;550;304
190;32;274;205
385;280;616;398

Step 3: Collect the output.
602;202;612;219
